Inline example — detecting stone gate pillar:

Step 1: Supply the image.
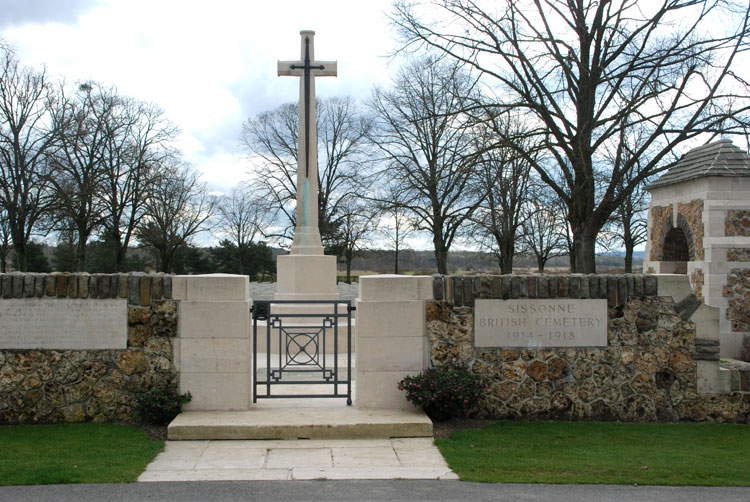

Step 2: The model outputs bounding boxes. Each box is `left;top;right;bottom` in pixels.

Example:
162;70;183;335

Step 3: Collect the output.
356;275;433;409
173;274;251;410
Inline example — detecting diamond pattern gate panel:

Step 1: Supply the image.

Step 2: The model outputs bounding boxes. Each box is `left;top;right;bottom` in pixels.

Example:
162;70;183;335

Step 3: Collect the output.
251;300;353;405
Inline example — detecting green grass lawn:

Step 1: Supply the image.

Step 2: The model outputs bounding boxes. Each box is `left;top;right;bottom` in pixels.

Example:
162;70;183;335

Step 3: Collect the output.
0;423;164;485
436;421;750;486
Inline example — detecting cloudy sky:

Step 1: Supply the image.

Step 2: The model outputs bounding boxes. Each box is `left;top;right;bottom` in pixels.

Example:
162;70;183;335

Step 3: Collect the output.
1;0;400;192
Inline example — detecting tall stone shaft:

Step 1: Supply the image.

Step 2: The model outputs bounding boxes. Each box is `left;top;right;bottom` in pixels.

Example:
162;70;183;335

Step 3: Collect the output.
275;30;339;300
277;30;337;255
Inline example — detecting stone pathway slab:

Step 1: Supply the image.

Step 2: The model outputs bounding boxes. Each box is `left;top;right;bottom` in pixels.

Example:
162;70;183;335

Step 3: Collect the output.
138;438;457;482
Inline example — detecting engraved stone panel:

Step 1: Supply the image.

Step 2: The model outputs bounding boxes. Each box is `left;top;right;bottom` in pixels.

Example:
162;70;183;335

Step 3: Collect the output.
0;299;127;349
475;299;607;348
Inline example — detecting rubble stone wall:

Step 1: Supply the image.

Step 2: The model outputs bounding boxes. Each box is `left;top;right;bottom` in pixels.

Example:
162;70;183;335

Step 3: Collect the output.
678;200;704;260
727;248;750;261
649;206;673;262
725;269;750;334
429;274;750;423
725;210;750;236
0;273;177;424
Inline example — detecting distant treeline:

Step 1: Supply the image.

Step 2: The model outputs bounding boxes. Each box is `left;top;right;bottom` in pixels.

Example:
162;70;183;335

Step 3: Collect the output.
13;242;642;277
345;249;644;275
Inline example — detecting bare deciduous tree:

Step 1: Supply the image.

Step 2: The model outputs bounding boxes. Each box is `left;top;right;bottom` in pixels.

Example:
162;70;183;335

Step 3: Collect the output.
520;182;567;273
242;96;372;250
393;0;750;272
100;97;178;271
333;197;376;283
377;196;416;275
49;82;113;271
469;116;533;274
369;57;481;274
216;185;270;275
611;167;651;273
0;44;57;271
137;163;216;272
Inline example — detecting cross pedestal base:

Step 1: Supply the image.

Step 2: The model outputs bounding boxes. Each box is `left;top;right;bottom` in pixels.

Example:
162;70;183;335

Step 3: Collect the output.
275;254;340;300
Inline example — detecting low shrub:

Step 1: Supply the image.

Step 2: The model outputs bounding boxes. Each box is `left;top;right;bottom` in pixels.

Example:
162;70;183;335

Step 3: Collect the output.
398;364;488;422
135;384;191;425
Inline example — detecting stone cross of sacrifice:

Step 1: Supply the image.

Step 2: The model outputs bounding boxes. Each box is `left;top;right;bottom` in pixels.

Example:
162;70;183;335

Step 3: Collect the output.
278;30;337;255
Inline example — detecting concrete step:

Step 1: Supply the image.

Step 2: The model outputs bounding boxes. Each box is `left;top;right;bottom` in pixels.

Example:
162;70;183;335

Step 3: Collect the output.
168;406;433;440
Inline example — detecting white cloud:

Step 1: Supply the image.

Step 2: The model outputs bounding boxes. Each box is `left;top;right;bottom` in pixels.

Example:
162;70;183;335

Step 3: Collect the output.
195;150;250;191
1;0;399;189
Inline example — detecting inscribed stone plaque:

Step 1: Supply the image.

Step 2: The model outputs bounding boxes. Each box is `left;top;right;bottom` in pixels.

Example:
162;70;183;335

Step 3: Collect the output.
0;299;127;350
474;299;607;348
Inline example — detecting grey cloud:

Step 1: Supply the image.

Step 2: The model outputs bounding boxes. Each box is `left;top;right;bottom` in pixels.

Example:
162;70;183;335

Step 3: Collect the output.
0;0;101;28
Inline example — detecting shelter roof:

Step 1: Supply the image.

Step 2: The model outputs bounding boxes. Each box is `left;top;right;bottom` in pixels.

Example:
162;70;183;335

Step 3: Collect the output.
648;140;750;190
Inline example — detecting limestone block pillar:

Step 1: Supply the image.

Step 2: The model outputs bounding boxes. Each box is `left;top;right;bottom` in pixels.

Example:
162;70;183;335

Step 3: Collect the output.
356;275;433;409
173;274;251;410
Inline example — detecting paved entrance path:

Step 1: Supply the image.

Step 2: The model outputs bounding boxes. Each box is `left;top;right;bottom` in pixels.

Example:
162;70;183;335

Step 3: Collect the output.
138;438;457;481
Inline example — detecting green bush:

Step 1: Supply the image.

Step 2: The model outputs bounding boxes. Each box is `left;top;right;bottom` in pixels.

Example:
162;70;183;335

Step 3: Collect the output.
398;364;488;422
135;384;191;425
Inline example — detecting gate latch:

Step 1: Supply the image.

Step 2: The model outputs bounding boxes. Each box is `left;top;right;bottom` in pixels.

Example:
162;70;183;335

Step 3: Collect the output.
252;301;270;321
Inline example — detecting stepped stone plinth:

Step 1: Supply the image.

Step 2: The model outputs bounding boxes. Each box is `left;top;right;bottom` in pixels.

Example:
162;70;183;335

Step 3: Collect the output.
168;406;432;440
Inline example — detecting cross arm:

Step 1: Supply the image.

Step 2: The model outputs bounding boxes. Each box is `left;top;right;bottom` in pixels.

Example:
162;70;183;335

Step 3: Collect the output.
277;60;338;77
278;61;301;76
313;61;337;77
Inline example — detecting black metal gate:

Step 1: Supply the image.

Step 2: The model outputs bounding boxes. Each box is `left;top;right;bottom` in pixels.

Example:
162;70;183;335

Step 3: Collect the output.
251;300;353;405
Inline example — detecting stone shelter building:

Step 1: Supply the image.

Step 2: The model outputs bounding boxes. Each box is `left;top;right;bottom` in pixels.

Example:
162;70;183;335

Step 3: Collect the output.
643;140;750;357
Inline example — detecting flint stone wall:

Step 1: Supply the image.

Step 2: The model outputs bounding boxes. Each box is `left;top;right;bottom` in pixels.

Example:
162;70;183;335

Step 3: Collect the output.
725;269;750;333
725;210;750;236
429;274;750;423
648;206;673;262
0;273;177;424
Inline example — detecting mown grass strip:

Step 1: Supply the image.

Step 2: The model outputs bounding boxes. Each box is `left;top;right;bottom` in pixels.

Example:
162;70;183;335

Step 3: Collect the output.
436;421;750;486
0;423;163;485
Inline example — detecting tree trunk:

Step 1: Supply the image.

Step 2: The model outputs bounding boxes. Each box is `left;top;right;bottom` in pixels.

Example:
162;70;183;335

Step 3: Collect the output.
434;246;448;275
624;237;634;273
346;257;352;284
76;226;93;272
394;239;399;275
112;229;127;272
12;230;27;272
114;242;125;271
572;225;597;274
76;243;86;272
499;236;514;274
160;247;170;273
537;254;546;273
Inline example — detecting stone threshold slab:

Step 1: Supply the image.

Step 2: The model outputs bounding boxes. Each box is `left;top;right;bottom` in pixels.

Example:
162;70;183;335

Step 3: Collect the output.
138;466;457;482
168;408;433;440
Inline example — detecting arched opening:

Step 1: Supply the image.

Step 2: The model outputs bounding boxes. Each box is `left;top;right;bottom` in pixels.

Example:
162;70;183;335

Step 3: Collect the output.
661;227;690;273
